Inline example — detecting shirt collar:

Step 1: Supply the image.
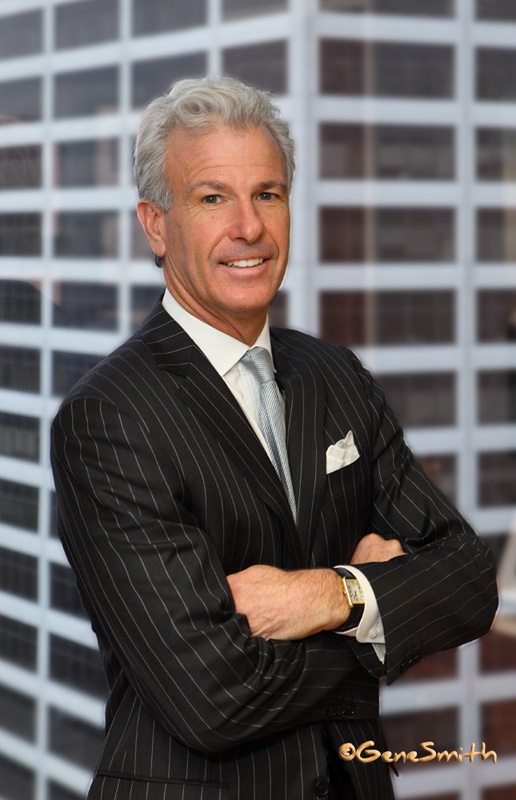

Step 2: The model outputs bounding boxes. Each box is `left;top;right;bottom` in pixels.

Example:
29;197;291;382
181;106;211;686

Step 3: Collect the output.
162;288;273;377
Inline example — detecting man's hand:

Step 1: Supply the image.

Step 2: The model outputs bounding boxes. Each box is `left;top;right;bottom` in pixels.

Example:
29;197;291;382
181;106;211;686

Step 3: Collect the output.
350;532;406;565
227;565;347;640
227;534;406;641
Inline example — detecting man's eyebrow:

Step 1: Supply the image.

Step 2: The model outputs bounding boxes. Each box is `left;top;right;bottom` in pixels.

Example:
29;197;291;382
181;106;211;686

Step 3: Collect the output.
186;181;228;196
186;179;288;197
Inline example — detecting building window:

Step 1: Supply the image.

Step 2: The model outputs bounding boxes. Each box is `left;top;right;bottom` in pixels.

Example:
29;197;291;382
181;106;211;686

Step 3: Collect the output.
477;208;516;262
478;290;516;342
477;128;516;181
482;699;516;756
48;707;104;771
131;53;207;109
320;39;454;98
0;11;42;60
53;283;118;331
0;615;37;671
482;786;516;800
0;753;34;800
49;635;107;700
477;48;516;101
132;0;207;35
320;0;454;15
481;629;516;673
478;371;516;424
55;0;119;49
0;145;41;189
419;454;457;503
320;124;454;180
130;285;162;330
0;546;38;600
0;412;40;462
320;290;455;346
223;41;288;94
478;452;516;506
320;207;455;262
54;139;118;187
0;683;35;741
377;373;455;428
0;78;41;124
54;67;119;118
477;0;516;21
477;209;516;261
0;479;39;531
0;214;41;256
382;706;459;772
222;0;287;19
48;783;83;800
0;346;40;393
53;212;118;258
50;564;88;619
52;352;101;397
0;281;41;324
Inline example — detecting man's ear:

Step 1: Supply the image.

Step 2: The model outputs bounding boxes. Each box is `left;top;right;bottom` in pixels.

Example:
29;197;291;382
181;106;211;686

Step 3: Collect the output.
136;199;167;261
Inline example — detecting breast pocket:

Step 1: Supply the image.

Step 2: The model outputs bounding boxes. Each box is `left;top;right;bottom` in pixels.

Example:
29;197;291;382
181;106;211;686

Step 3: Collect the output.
325;456;367;503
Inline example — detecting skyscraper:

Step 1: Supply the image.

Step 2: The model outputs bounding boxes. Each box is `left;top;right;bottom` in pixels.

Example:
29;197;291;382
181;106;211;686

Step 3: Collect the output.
0;1;515;798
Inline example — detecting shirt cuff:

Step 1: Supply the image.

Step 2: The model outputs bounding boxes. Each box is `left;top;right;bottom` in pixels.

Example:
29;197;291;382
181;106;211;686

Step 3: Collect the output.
333;564;386;663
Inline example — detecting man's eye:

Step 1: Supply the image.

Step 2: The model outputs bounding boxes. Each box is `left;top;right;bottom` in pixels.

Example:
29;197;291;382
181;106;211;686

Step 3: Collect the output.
257;192;276;201
202;195;221;204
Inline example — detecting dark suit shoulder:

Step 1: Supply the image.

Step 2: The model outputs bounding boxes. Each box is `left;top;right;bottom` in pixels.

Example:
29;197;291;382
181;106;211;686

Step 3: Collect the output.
271;327;370;387
57;299;191;409
271;326;355;361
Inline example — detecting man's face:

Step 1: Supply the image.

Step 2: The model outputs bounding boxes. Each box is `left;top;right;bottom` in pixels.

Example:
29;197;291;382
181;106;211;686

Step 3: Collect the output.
141;124;290;342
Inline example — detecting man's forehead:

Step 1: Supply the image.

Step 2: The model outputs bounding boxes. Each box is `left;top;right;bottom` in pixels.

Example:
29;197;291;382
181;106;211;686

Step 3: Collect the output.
166;124;287;184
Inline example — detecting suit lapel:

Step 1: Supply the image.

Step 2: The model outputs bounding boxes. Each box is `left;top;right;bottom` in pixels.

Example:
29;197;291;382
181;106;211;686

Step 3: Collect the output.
273;335;328;565
140;303;303;567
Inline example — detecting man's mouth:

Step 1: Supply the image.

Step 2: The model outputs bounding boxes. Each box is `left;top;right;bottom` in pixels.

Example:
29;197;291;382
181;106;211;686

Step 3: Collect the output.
221;258;266;268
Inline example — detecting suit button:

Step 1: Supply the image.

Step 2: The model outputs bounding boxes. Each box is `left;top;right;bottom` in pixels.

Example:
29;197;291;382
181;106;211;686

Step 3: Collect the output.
343;704;356;716
400;655;422;674
328;706;336;716
313;778;329;797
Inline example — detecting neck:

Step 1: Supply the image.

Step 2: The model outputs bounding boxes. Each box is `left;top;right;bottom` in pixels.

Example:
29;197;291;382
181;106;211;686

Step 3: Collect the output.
166;287;268;346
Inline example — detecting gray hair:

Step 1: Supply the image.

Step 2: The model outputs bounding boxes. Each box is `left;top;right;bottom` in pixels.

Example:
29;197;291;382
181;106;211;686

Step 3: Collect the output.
133;75;295;211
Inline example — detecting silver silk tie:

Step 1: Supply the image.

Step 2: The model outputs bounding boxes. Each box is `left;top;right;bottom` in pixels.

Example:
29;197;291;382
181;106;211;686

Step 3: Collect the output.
242;347;297;522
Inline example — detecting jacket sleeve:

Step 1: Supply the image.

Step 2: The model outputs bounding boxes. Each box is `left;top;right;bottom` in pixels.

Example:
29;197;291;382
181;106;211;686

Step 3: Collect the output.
51;394;377;754
344;350;498;685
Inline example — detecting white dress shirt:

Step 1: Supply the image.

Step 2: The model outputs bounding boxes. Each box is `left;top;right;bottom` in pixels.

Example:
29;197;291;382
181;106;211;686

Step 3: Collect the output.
162;289;385;660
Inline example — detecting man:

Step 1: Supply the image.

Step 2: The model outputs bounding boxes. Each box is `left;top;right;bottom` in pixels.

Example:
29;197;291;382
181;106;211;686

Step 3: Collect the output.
51;76;498;800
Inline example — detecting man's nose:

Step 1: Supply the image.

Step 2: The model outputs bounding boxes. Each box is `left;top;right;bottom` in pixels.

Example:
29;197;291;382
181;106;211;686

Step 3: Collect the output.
227;201;264;242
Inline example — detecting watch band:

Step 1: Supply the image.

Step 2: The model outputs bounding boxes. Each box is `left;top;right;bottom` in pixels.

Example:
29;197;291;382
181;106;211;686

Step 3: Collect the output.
334;567;365;632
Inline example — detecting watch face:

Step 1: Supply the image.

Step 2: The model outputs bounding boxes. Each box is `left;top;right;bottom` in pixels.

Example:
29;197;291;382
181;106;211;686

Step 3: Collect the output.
347;580;364;605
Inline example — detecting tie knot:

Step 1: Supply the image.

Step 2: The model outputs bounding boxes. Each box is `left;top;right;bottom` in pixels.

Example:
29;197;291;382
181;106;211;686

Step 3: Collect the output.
242;347;275;385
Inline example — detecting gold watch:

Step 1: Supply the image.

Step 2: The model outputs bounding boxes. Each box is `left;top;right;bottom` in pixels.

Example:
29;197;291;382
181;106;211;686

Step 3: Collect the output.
335;568;365;631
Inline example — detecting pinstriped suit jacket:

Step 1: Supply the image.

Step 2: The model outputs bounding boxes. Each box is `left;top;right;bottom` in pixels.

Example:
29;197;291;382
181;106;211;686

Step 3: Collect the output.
51;299;498;800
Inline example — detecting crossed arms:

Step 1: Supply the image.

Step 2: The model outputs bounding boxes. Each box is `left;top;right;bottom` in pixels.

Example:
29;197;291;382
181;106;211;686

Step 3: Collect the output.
227;533;405;640
50;342;498;752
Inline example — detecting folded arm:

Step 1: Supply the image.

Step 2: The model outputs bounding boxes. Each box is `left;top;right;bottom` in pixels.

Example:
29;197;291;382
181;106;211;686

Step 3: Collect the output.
227;533;404;640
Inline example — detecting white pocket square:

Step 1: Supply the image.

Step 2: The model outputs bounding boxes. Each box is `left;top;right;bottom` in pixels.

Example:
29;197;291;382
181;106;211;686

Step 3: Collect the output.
326;431;360;474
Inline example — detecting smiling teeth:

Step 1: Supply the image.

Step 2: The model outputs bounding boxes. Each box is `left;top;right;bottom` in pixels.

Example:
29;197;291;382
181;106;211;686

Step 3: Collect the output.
224;258;265;267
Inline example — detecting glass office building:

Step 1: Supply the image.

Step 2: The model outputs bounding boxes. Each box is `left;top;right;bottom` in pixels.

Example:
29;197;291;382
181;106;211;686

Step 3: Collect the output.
0;1;515;798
